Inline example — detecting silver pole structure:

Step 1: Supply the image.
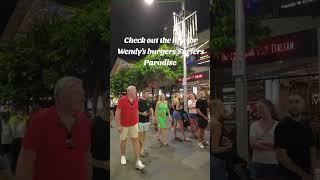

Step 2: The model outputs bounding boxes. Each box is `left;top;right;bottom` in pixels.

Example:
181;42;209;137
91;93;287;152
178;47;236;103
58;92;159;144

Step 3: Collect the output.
234;0;249;161
182;0;188;111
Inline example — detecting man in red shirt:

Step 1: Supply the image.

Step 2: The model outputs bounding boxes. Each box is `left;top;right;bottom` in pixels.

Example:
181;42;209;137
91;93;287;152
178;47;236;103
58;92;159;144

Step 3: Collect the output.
115;86;145;169
15;77;92;180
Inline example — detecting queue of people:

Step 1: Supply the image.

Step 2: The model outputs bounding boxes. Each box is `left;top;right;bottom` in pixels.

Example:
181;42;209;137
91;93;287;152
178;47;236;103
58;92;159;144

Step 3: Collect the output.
114;86;210;170
211;92;317;180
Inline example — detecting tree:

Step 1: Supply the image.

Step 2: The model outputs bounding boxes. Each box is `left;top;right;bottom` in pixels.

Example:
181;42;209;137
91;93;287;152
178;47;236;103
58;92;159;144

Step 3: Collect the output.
110;44;186;96
211;0;270;58
0;0;110;112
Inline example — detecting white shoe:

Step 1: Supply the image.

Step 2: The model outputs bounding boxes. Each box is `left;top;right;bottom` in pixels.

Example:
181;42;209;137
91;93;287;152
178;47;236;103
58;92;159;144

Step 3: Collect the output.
198;142;205;149
120;156;126;165
203;140;209;145
136;160;145;170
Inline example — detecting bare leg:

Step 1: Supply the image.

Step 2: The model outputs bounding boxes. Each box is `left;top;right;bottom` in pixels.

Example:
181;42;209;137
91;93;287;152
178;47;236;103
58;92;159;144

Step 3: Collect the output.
163;128;167;144
138;132;144;155
120;139;127;156
173;120;178;138
131;138;141;161
198;129;204;143
159;129;164;142
194;120;199;137
178;120;185;138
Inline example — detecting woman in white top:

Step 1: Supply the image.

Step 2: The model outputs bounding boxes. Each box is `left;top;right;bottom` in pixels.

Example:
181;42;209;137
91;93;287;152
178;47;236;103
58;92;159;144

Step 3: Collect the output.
188;93;198;139
249;100;280;180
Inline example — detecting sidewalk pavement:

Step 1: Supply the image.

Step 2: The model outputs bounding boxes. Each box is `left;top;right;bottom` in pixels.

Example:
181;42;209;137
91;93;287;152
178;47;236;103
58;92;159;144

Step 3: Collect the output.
110;120;210;180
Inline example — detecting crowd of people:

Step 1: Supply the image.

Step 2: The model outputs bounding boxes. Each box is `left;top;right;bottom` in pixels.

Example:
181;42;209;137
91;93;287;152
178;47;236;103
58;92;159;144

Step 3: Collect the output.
111;86;210;169
211;92;317;180
0;76;110;180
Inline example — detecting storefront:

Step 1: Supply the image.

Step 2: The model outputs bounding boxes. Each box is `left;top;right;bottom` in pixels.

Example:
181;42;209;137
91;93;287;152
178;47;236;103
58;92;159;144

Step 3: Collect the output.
175;47;210;97
214;29;319;121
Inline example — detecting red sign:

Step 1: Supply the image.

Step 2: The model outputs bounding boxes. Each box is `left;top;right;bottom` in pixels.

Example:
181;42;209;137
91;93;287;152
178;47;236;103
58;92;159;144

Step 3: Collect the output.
177;72;209;83
217;30;317;65
221;34;301;63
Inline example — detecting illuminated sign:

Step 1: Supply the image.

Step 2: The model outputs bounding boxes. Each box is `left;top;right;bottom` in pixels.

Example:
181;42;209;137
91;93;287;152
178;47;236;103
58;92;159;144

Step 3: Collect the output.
279;0;320;16
177;72;209;83
217;30;317;65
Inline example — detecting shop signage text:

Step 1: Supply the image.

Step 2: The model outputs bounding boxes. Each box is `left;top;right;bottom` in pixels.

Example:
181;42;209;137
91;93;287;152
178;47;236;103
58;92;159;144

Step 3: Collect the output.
281;0;317;9
312;94;320;105
221;36;299;63
177;72;208;83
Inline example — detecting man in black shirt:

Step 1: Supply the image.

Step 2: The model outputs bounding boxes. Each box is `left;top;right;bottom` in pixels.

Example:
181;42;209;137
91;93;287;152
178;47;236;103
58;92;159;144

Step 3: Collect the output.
91;108;109;180
196;91;209;149
138;91;154;156
274;93;316;180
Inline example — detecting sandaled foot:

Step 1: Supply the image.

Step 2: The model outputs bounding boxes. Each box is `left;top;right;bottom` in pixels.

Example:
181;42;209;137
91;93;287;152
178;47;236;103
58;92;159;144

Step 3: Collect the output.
174;137;183;142
184;138;191;142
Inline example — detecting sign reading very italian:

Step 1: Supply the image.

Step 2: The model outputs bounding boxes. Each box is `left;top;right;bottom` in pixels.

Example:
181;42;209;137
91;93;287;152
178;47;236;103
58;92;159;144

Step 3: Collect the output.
216;30;317;66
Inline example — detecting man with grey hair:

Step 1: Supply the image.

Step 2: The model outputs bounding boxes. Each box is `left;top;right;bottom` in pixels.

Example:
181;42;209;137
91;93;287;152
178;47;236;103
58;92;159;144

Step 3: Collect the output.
15;76;92;180
115;86;145;169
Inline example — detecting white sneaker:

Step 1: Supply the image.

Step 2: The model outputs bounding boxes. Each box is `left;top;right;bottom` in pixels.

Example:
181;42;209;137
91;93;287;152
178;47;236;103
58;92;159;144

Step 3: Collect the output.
203;140;209;145
136;160;145;170
198;142;205;149
120;156;126;165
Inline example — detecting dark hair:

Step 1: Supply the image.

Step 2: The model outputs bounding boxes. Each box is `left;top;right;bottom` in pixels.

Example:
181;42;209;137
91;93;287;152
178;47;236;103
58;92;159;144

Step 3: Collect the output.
260;99;279;121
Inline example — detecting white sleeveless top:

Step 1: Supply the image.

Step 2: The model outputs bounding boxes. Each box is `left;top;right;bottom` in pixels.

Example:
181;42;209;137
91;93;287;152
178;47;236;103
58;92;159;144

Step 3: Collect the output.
250;121;279;164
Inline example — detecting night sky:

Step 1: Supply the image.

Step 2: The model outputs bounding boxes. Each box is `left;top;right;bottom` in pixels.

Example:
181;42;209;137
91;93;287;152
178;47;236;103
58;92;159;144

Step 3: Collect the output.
0;0;18;36
110;0;210;64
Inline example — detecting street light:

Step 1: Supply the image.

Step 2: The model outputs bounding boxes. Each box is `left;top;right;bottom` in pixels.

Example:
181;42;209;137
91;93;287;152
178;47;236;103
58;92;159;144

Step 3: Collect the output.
144;0;154;5
144;0;190;111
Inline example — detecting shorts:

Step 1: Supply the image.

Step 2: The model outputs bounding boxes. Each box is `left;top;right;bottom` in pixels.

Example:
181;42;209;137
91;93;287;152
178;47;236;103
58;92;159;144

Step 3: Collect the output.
188;113;198;119
250;163;279;178
212;156;227;180
198;117;208;129
172;110;182;120
120;124;138;140
138;122;150;132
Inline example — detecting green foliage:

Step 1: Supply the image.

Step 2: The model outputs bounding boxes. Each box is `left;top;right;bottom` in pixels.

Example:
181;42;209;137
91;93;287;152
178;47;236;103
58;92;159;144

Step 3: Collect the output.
110;44;184;96
0;0;110;106
211;0;270;58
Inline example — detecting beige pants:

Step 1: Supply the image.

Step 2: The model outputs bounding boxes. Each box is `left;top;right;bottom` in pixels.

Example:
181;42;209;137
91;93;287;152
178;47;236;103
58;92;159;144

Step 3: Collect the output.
120;124;139;140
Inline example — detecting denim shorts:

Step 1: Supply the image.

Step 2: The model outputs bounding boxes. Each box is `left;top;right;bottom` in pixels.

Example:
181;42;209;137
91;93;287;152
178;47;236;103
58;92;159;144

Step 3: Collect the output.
172;110;182;120
250;163;280;178
188;113;198;119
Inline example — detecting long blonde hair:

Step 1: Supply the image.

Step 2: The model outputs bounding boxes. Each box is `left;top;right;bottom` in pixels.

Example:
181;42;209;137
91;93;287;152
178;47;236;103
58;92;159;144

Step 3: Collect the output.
159;94;166;101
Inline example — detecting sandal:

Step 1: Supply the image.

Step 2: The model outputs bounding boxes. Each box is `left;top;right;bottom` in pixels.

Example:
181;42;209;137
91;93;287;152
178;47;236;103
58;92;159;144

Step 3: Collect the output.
184;138;191;142
174;137;183;142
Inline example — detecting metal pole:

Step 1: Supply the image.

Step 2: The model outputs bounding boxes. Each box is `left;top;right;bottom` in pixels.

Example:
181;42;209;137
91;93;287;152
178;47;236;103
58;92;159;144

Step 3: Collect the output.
182;0;188;111
234;0;249;161
318;28;320;101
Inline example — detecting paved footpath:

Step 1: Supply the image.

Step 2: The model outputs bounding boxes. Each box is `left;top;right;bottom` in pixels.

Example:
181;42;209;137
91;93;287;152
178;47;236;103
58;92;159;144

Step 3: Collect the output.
110;120;210;180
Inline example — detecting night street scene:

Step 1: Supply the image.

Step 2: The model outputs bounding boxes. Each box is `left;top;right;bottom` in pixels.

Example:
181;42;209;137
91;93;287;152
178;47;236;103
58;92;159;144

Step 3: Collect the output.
211;0;320;180
110;0;210;180
0;0;110;180
0;0;320;180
